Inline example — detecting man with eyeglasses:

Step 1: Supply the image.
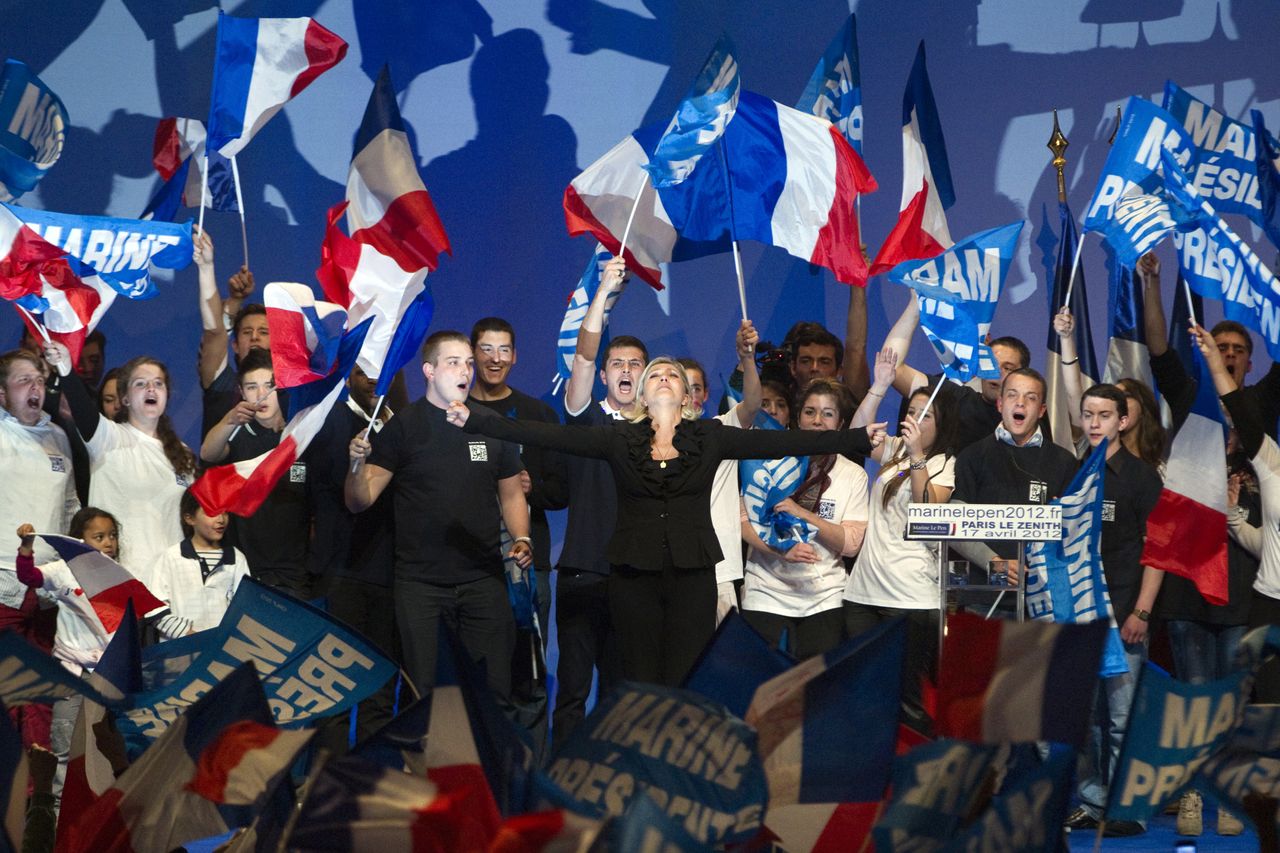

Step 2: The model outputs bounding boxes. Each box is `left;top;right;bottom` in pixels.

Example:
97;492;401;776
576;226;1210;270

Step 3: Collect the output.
198;348;312;597
467;316;568;761
551;256;648;753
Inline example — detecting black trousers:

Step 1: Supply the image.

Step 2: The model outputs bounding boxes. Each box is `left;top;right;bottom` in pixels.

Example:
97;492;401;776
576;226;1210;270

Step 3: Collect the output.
315;575;401;754
607;558;717;688
1250;591;1280;702
510;565;553;763
741;607;845;660
552;569;618;755
395;575;514;705
843;601;940;736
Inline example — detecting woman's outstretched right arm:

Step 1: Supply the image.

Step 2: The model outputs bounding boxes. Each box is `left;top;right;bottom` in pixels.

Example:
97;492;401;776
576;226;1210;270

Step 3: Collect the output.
44;342;102;442
451;402;612;458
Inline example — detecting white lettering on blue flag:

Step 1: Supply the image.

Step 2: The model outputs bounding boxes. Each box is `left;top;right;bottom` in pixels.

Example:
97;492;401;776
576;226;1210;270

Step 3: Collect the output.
1084;97;1197;230
644;37;740;189
554;248;617;385
739;413;815;550
796;15;862;153
0;60;68;202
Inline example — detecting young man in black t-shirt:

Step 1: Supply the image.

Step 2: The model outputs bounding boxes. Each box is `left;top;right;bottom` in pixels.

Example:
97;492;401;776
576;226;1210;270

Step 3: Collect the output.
553;256;646;753
1065;384;1163;837
199;348;311;597
468;317;568;760
951;368;1078;577
346;331;532;705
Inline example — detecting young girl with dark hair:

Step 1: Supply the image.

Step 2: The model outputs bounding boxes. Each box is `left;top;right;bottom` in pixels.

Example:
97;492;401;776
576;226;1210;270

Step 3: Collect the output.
843;376;958;734
47;344;197;576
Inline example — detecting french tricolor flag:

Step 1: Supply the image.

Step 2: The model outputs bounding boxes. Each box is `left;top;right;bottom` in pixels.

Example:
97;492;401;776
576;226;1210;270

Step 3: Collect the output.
0;202;68;301
14;258;116;364
563;90;876;290
263;281;347;388
149;118;236;213
936;612;1108;748
1141;347;1229;605
34;535;165;633
869;41;955;276
205;13;348;159
191;316;370;518
59;664;312;853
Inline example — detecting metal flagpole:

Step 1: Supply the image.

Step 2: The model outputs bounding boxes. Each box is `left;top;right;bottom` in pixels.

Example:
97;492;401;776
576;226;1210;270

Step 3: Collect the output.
351;394;387;473
197;154;209;236
230;154;249;269
1061;232;1087;310
617;173;649;260
16;305;50;343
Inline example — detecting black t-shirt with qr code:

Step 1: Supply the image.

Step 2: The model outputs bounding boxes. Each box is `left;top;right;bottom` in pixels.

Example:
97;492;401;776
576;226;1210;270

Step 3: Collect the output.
368;398;523;585
224;423;310;583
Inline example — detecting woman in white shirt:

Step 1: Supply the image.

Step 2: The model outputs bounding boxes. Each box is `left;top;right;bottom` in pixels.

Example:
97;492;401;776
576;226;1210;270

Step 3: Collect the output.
843;350;958;734
53;346;198;578
740;379;868;658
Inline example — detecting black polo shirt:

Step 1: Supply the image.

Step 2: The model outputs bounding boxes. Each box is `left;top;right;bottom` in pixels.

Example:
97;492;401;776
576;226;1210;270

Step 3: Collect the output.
1098;446;1163;623
557;401;620;576
1151;348;1280;439
471;387;568;571
308;402;396;588
203;362;240;441
224;422;310;582
951;431;1079;559
368;398;522;585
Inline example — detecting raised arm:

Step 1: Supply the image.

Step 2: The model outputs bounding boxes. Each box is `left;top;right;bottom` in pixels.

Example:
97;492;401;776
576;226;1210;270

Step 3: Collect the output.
565;256;627;416
194;229;225;389
1054;307;1084;430
884;298;928;396
901;415;954;504
453;402;612;458
732;319;762;426
1139;253;1170;357
843;274;871;400
44;343;102;442
852;347;895;430
344;434;394;513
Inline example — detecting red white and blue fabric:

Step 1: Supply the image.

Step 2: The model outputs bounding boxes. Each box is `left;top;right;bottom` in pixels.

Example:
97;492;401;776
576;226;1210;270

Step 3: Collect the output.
0;203;66;300
936;611;1109;748
745;618;904;808
1141;346;1229;605
205;13;347;159
191;318;369;518
263;282;347;388
14;255;115;364
564;90;875;289
870;41;955;276
641;35;740;189
34;535;165;633
147;118;236;215
60;664;311;853
321;66;448;389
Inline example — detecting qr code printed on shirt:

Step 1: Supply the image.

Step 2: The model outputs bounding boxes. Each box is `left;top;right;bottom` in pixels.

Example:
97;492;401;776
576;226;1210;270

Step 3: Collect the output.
469;442;489;462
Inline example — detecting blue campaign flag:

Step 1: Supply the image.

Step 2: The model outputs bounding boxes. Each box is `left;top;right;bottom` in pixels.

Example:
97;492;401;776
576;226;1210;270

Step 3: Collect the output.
1089;161;1205;270
1192;703;1280;834
353;693;430;773
4;204;193;299
546;681;768;845
113;578;397;754
681;610;795;719
610;791;714;853
746;618;905;806
1163;81;1280;228
1106;663;1251;822
796;14;862;155
872;739;1000;851
643;35;740;188
941;747;1075;853
889;221;1022;382
1024;440;1129;677
0;60;67;203
1252;109;1280;251
549;245;616;399
738;408;815;552
0;631;109;707
1083;96;1196;232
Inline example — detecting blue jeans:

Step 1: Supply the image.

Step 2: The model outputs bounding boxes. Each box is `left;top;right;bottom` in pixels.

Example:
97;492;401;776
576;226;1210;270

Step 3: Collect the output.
1077;639;1147;819
1167;620;1247;685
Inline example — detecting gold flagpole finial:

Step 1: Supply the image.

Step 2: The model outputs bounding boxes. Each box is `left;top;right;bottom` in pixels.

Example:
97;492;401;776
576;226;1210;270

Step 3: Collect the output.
1047;109;1069;203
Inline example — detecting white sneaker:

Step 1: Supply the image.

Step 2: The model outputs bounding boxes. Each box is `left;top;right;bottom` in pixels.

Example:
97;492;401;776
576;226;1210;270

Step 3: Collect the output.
1218;808;1244;836
1176;791;1203;836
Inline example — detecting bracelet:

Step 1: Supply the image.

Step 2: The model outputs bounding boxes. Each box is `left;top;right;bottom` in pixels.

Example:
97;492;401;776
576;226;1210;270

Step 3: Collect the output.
908;457;928;470
866;390;884;398
512;536;533;547
1060;357;1078;365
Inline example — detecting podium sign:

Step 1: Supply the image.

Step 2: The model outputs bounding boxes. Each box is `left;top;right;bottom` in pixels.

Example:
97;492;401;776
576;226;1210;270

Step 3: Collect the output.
905;504;1062;541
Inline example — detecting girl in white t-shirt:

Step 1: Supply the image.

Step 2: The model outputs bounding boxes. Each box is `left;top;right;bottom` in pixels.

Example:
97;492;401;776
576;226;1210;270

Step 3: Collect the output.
55;348;198;578
741;379;869;658
843;352;957;734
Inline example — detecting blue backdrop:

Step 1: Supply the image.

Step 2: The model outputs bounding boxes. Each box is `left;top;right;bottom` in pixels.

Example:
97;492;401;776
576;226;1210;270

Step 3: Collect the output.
2;0;1277;445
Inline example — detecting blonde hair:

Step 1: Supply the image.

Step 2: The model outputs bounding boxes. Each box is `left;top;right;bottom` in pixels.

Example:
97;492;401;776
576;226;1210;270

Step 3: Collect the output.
626;357;702;422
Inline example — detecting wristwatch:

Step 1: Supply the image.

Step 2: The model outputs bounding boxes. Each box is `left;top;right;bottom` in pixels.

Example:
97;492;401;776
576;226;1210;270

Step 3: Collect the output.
1133;608;1151;622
